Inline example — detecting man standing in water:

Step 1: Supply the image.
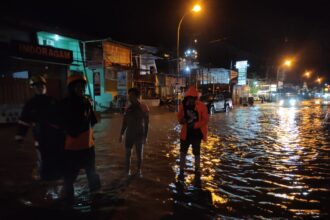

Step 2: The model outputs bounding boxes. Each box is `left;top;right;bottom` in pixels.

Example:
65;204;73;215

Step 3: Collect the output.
177;86;209;182
119;88;149;177
15;75;64;198
60;74;101;200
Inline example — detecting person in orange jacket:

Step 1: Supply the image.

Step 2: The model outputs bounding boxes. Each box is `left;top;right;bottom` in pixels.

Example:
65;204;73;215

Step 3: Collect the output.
59;74;101;200
177;86;209;182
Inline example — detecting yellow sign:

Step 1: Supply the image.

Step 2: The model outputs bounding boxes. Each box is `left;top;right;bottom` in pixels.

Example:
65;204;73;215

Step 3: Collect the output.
103;42;131;67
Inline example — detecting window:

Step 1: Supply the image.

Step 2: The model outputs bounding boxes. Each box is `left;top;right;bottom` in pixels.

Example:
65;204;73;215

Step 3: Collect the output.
12;71;28;79
39;38;55;47
45;39;55;47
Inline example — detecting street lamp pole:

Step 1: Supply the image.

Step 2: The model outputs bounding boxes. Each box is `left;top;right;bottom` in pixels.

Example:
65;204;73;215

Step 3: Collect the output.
176;4;201;110
276;59;292;91
177;13;188;79
176;12;188;111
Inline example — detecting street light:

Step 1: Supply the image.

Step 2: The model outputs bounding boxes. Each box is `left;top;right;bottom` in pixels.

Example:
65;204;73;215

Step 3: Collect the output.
304;71;311;78
276;58;293;89
284;60;292;67
192;4;202;12
176;3;202;109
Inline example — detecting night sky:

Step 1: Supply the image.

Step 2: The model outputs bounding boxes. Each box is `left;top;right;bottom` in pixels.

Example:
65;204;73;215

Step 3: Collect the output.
2;0;330;84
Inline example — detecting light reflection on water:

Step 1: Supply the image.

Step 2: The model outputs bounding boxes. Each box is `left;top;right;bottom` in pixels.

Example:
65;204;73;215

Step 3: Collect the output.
169;104;330;219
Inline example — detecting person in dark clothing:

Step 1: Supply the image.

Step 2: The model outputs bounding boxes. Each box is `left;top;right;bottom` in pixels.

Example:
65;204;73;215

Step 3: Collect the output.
60;74;101;200
15;75;64;198
119;88;149;177
177;86;209;182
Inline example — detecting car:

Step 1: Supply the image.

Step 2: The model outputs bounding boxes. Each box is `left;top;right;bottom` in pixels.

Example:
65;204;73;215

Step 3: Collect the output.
200;93;233;114
277;94;299;107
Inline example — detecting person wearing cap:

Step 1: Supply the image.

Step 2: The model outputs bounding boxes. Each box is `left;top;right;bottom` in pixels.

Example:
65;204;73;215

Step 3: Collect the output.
177;86;209;183
15;75;64;195
119;88;149;177
59;73;101;200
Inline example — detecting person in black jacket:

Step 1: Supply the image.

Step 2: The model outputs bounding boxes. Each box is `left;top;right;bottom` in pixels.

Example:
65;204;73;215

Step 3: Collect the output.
15;75;64;198
60;73;101;200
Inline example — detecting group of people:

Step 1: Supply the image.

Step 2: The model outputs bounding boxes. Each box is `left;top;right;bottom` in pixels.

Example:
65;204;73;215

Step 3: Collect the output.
16;74;101;201
15;73;209;201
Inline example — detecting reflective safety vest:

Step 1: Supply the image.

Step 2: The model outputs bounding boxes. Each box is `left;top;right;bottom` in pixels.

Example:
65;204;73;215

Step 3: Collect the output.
65;128;94;150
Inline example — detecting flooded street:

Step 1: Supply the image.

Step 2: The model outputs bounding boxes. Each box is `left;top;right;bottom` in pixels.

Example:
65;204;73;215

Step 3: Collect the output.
168;103;330;219
1;104;329;219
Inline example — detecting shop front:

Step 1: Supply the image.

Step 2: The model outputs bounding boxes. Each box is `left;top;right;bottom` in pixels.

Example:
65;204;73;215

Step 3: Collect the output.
0;40;73;123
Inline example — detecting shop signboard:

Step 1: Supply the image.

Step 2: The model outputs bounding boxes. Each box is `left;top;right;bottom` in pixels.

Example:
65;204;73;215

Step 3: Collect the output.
103;42;131;67
11;41;73;64
235;60;249;86
117;71;127;96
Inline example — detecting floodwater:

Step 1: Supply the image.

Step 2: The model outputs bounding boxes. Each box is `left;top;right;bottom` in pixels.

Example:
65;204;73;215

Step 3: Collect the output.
168;103;330;219
0;103;329;219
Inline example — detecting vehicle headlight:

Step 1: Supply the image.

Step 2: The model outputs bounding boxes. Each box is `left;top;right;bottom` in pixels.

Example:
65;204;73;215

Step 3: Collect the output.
289;99;296;106
279;100;284;106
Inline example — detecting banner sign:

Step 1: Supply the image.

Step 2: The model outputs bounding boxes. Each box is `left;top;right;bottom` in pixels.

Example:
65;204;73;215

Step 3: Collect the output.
12;41;73;64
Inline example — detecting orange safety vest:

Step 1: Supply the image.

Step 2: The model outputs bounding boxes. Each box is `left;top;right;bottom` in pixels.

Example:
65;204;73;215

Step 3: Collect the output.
65;128;94;150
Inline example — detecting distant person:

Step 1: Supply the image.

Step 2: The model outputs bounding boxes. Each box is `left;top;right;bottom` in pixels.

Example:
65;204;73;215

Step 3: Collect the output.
177;86;209;182
15;75;64;197
59;74;101;200
119;88;149;177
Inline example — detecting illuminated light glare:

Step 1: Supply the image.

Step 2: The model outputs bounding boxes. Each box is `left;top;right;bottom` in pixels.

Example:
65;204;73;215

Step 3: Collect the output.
192;4;202;12
279;100;284;106
290;99;296;106
185;67;190;72
288;209;320;215
284;60;292;67
211;192;228;205
54;34;59;41
315;100;321;105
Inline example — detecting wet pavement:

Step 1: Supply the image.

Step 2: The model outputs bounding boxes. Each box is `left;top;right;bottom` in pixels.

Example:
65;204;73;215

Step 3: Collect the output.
0;103;329;219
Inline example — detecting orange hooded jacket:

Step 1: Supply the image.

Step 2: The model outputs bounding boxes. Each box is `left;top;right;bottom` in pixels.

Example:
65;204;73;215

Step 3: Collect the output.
177;86;209;141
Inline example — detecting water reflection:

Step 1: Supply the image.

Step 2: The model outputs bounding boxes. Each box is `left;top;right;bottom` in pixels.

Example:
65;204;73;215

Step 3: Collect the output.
169;104;330;219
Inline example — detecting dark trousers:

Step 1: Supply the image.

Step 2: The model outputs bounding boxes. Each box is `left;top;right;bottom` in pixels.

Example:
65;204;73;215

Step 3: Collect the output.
180;138;202;156
179;138;202;175
125;138;144;173
63;147;100;197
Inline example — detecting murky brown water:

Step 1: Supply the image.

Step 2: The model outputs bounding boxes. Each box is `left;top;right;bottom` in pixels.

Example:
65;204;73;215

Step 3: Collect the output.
168;104;330;219
1;104;329;219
